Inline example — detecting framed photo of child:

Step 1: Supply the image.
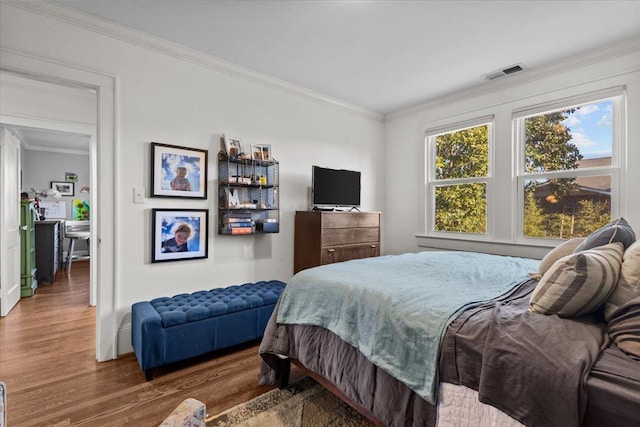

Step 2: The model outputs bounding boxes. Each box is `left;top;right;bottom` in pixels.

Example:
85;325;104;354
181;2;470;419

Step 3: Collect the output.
152;209;208;263
251;144;263;161
261;144;272;162
223;134;244;160
150;142;208;199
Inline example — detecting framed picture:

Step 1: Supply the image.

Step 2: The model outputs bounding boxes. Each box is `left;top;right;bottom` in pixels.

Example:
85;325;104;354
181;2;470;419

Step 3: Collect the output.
51;181;74;196
261;144;272;162
152;209;208;263
150;142;208;199
251;144;263;161
65;172;78;182
223;134;243;159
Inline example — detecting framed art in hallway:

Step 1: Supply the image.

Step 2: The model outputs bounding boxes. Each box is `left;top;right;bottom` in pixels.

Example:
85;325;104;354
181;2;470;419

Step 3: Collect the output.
152;209;208;263
51;181;74;196
150;142;208;199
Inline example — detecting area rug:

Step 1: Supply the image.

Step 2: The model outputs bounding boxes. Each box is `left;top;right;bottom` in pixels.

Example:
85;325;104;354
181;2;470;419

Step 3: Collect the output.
206;376;373;426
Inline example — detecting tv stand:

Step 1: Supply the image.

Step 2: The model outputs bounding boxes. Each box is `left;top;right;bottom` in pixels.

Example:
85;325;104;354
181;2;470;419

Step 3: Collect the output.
294;211;380;274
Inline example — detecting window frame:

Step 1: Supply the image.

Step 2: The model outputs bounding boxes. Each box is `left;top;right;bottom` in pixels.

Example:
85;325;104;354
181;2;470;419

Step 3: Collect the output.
513;90;624;245
425;116;494;239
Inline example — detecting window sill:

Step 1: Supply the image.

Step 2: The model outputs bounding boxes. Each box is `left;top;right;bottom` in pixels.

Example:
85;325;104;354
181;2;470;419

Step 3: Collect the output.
415;234;556;260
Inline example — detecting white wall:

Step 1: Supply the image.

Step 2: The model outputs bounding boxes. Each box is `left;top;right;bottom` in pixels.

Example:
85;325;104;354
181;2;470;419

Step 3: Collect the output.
0;2;385;354
22;151;90;220
0;71;97;126
384;39;640;256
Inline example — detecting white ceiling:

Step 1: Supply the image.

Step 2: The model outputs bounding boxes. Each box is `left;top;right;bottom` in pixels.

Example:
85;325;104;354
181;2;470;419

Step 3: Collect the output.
52;0;640;114
12;126;91;155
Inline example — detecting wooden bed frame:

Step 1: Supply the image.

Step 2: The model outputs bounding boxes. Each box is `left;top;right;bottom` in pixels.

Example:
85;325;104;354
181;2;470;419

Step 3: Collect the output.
276;357;385;426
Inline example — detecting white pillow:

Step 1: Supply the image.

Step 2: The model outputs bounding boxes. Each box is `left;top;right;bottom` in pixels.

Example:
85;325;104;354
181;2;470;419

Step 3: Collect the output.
605;240;640;320
529;242;623;317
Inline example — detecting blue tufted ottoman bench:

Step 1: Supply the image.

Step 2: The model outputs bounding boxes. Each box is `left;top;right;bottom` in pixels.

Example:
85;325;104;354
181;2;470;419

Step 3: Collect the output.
131;280;286;380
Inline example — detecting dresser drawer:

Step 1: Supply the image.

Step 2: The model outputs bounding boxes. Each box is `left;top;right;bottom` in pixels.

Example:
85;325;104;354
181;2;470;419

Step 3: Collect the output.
294;211;381;274
322;227;379;246
322;212;379;228
321;243;380;265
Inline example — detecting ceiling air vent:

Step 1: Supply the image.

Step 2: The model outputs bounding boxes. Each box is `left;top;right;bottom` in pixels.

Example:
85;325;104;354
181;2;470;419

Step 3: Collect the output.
483;63;525;81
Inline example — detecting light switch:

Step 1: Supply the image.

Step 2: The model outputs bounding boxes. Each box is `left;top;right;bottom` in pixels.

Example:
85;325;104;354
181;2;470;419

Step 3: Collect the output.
133;187;145;204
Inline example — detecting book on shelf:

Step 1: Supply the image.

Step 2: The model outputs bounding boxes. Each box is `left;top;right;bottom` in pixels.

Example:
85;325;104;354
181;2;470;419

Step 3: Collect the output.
230;176;252;185
236;203;257;209
230;227;253;235
224;217;252;223
223;213;252;222
227;221;254;228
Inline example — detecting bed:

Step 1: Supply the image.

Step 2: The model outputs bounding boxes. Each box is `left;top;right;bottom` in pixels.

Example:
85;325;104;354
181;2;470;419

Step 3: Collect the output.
259;248;640;427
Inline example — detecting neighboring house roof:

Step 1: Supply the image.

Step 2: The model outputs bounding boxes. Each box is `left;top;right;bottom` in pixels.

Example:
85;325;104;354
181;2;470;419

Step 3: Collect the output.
576;157;612;193
533;157;612;200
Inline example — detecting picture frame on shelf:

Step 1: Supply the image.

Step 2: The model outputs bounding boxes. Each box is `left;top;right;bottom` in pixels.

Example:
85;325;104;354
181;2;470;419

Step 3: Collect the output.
51;181;74;196
251;144;263;161
152;209;208;263
261;144;272;162
150;142;208;199
223;134;244;159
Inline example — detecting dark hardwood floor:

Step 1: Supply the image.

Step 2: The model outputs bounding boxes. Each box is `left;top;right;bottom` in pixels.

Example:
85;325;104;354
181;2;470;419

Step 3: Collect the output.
0;262;286;426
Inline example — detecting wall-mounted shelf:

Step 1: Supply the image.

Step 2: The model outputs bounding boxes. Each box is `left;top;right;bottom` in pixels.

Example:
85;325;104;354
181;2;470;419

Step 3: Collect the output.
218;152;279;235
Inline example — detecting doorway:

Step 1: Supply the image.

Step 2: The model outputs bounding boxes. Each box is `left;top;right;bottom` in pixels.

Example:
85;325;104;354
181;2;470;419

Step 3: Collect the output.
0;52;117;361
1;70;96;303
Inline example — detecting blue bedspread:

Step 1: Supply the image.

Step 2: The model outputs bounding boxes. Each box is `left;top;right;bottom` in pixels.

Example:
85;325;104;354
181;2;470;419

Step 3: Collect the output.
276;251;539;404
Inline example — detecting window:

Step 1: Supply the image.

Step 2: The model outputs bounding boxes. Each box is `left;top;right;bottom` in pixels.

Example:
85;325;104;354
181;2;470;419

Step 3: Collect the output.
426;120;492;234
516;96;619;240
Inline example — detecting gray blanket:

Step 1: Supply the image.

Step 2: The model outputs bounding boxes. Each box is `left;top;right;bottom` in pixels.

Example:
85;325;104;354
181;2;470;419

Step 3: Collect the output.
439;279;608;427
261;279;609;427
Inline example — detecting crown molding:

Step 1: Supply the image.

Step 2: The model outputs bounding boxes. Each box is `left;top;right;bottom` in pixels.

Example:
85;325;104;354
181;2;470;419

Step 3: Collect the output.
0;113;94;135
24;144;89;156
5;1;384;122
386;35;640;121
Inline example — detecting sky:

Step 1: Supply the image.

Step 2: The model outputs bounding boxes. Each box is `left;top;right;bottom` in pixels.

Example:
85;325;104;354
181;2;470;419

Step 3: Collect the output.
161;216;201;251
161;153;202;191
562;99;613;159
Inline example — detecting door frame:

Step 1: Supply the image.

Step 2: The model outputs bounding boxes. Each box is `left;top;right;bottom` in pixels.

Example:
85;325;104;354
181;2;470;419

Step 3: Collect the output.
1;48;119;362
0;116;97;306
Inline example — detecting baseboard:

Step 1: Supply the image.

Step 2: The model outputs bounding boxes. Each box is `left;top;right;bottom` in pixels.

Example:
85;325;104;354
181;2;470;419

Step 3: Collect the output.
117;320;133;356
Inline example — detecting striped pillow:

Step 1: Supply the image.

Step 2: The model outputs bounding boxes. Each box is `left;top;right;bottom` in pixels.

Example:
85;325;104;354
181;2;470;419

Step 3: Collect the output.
608;295;640;360
534;237;586;279
605;240;640;320
529;242;624;317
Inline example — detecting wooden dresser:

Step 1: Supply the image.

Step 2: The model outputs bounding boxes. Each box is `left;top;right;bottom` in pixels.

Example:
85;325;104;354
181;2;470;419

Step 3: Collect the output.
294;211;380;274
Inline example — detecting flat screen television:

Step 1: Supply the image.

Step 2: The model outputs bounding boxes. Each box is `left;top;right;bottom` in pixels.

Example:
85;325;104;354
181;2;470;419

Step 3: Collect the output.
312;166;361;208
